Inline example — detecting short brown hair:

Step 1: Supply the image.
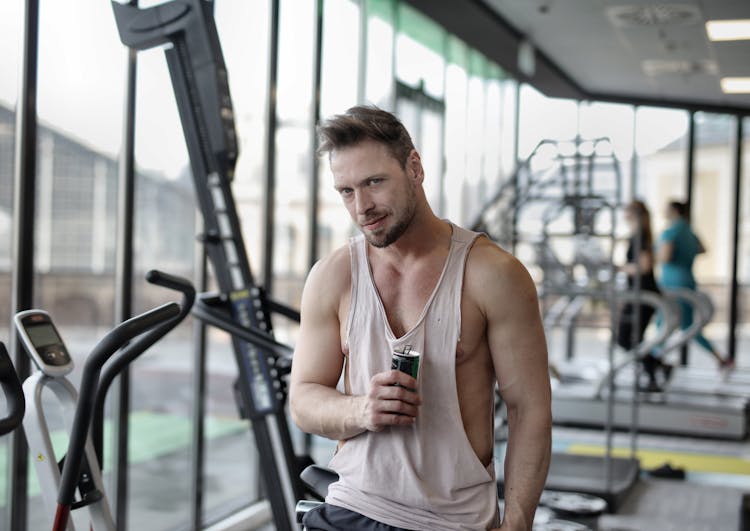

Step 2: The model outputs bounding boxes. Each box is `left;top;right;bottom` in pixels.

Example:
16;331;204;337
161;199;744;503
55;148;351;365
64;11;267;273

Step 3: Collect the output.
317;105;415;168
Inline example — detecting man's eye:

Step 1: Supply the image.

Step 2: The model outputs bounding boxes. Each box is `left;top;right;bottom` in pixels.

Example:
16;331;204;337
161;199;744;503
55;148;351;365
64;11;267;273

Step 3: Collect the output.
340;189;353;196
368;179;382;186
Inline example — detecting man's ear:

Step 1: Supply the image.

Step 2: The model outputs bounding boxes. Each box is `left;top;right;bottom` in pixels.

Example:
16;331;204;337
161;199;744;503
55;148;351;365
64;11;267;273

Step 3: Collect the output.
407;149;424;184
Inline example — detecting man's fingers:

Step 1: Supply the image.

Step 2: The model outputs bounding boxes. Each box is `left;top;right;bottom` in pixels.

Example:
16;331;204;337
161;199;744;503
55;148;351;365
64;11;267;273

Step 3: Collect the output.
372;383;421;405
377;399;418;417
371;412;416;428
371;370;418;390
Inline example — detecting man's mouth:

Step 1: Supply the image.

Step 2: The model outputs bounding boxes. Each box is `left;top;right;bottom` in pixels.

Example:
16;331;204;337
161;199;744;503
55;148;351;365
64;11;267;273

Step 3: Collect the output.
362;215;387;230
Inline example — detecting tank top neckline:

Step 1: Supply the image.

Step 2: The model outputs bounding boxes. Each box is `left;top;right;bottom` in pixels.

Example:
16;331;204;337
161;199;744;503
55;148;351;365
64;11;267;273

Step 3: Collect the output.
363;221;456;342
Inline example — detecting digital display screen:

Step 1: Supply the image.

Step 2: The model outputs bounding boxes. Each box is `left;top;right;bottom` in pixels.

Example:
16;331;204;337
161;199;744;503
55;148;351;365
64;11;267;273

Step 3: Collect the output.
26;323;62;348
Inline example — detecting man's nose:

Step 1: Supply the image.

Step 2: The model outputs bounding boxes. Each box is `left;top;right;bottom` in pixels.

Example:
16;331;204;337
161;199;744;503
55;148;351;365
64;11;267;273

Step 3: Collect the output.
355;190;374;215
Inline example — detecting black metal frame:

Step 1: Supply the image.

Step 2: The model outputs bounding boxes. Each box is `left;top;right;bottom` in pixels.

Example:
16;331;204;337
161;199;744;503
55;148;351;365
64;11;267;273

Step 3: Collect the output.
8;1;39;530
728;118;744;362
111;2;139;525
263;0;281;292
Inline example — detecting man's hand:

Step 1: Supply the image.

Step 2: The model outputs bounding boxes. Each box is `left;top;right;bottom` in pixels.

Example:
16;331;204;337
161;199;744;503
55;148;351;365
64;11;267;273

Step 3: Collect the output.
360;370;421;432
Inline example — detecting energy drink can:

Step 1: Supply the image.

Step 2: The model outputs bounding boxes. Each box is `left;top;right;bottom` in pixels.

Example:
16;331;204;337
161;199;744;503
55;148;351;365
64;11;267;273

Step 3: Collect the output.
391;347;420;390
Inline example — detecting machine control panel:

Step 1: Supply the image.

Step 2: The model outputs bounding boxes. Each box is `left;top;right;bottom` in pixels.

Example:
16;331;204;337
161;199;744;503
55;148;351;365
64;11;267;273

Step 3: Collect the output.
14;310;73;377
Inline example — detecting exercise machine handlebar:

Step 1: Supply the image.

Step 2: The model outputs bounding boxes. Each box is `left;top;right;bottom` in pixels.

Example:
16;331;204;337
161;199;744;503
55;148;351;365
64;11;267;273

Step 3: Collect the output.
91;269;196;469
0;342;24;437
54;301;181;529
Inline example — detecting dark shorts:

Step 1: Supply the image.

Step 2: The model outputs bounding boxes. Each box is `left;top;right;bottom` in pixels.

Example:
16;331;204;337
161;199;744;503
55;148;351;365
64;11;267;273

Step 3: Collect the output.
302;503;414;531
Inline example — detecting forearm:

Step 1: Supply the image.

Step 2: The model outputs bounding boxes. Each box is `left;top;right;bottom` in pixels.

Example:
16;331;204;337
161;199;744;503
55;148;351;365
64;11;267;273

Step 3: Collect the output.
501;405;552;531
290;382;367;440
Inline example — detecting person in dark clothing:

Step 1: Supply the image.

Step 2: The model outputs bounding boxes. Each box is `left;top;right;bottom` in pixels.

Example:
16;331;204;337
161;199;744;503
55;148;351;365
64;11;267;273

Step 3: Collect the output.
616;200;662;390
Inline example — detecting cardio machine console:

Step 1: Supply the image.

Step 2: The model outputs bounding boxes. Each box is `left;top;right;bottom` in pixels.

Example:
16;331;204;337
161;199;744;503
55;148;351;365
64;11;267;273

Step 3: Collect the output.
14;310;73;377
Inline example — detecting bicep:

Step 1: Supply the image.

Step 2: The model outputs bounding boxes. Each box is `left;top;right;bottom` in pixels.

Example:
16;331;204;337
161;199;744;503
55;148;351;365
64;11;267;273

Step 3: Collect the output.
485;260;550;409
290;266;346;390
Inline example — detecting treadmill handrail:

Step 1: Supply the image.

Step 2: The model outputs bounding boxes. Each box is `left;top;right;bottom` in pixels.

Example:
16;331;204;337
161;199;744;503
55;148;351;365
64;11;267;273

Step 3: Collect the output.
594;290;678;398
0;342;24;437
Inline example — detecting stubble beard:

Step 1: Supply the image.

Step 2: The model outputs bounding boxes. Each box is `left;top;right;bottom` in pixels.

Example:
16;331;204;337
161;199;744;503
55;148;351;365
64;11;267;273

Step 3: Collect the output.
365;188;417;249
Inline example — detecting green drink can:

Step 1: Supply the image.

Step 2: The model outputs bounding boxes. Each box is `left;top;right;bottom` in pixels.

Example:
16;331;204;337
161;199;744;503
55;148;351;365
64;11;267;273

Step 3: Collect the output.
391;348;420;388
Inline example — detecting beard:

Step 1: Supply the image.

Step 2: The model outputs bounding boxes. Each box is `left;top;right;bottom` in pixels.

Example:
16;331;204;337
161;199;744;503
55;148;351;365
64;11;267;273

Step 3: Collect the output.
363;186;417;248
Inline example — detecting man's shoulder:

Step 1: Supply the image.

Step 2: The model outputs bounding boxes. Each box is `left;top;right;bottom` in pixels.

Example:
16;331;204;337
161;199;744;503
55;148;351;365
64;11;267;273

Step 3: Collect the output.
466;235;523;276
464;236;537;305
306;243;352;299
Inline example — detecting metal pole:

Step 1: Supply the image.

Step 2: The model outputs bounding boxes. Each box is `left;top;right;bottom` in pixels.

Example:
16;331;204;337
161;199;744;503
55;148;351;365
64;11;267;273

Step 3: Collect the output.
262;0;280;293
681;110;696;366
112;13;138;527
190;228;208;530
308;0;324;270
8;1;39;529
728;118;744;362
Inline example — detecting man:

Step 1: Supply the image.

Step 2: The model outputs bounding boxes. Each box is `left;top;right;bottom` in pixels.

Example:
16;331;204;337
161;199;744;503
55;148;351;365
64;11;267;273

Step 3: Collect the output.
290;106;551;531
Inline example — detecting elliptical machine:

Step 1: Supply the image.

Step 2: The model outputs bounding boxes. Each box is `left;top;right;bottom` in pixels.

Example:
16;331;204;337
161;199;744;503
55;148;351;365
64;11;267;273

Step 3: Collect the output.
16;270;194;531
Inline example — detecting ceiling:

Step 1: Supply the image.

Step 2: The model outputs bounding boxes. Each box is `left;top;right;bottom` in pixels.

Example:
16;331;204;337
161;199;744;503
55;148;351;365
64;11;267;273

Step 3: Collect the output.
404;0;750;113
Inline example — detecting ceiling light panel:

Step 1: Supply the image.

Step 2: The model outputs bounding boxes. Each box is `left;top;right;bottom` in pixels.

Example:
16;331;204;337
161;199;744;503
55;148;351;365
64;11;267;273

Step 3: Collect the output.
706;19;750;41
721;77;750;94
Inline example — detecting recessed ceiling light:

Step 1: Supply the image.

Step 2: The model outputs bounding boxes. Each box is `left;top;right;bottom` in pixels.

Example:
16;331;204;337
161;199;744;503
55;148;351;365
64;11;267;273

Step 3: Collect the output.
720;77;750;94
706;19;750;41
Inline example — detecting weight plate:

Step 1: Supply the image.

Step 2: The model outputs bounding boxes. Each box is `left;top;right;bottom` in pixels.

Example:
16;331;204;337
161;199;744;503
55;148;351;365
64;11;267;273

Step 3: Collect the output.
533;519;591;531
540;490;607;516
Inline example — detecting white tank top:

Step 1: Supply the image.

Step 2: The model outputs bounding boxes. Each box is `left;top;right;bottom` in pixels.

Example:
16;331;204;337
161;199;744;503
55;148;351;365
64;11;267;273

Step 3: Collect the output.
326;223;500;530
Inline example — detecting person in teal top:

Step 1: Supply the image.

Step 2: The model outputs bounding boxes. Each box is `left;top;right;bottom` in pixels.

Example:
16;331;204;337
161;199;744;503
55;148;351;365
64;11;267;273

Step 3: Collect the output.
657;201;733;369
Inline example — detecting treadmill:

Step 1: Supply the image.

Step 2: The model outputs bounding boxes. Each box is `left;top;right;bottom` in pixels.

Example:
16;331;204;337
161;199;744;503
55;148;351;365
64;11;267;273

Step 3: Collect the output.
552;288;750;440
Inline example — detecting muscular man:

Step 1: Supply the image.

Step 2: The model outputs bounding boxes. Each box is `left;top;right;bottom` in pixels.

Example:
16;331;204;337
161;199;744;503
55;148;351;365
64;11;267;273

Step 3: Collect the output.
290;106;551;531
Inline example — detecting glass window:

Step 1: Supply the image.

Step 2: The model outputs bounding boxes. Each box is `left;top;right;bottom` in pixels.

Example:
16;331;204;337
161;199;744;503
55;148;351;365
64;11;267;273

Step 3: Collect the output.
26;0;125;528
517;84;578;160
499;78;518;180
272;0;315;328
739;118;750;364
317;0;362;256
365;0;395;107
394;3;445;100
463;56;489;223
443;47;469;224
634;107;689;238
0;0;20;522
688;112;737;363
578;101;635;200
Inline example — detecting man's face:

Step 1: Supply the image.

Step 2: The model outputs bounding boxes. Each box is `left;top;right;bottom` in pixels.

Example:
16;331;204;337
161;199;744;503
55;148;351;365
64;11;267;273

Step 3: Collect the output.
331;140;419;248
